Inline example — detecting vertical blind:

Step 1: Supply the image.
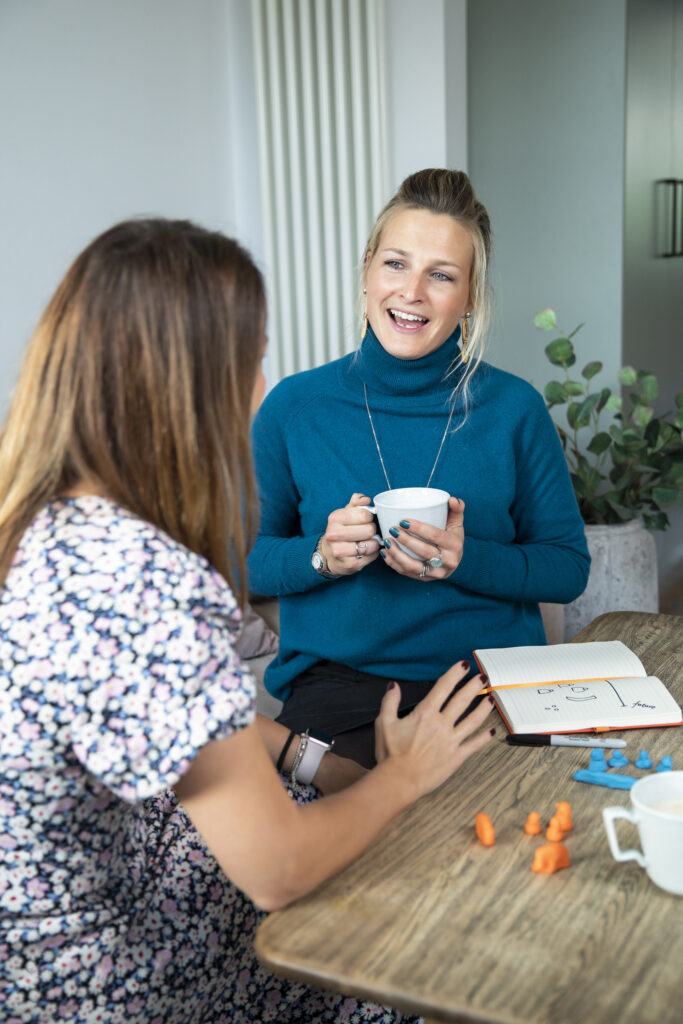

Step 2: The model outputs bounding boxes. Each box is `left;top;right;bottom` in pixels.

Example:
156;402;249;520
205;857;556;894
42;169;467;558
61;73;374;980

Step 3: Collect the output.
251;0;388;380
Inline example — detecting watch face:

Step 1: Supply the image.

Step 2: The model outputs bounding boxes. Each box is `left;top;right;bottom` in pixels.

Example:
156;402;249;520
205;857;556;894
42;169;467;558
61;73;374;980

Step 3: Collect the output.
309;728;333;747
312;551;324;572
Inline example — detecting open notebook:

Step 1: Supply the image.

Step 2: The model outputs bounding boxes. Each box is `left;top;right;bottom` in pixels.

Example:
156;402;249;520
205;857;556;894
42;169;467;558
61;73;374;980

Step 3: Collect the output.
473;640;682;735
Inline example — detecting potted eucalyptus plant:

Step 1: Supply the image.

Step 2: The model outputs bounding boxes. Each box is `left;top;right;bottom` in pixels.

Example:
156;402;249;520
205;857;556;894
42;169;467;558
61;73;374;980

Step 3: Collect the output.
534;308;683;639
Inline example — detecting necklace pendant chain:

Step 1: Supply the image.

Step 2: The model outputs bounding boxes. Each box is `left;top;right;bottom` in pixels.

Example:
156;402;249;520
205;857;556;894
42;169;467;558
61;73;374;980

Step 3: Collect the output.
363;382;456;491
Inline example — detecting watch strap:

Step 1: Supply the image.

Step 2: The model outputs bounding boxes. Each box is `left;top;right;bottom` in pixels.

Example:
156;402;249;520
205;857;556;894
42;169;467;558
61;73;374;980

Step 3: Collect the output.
295;729;334;785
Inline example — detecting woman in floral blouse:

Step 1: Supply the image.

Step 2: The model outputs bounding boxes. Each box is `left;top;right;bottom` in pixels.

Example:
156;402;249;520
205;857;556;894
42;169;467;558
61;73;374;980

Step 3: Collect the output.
0;218;494;1023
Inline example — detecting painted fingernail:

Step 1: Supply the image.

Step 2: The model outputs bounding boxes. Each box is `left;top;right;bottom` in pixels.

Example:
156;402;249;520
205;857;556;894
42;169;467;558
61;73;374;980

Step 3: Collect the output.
380;549;387;559
480;674;488;685
461;660;470;671
489;728;496;737
389;527;399;538
386;681;396;692
384;538;391;548
399;519;410;529
488;695;496;705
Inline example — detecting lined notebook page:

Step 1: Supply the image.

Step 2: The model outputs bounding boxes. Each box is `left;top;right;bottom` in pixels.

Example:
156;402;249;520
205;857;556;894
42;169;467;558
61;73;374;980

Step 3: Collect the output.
475;640;646;686
496;675;682;733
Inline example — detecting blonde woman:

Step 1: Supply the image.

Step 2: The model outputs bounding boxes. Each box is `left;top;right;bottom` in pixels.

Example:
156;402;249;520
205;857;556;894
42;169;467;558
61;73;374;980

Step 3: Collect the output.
0;218;494;1023
249;168;590;767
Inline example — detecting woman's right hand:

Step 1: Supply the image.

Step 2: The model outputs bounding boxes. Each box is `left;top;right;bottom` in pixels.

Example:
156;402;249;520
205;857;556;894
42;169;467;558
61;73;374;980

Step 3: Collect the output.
319;493;382;576
374;663;495;798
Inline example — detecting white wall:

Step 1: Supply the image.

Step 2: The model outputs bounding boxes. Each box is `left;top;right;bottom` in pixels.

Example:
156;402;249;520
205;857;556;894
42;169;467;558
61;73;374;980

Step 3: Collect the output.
0;0;258;413
468;0;627;395
385;0;468;189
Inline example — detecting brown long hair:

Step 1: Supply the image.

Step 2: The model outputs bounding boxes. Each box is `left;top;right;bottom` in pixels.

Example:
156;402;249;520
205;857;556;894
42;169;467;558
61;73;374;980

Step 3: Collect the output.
0;218;264;603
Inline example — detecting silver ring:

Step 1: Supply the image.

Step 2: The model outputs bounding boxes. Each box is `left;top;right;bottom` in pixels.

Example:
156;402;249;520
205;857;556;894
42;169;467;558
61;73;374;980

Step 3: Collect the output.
355;541;366;560
429;556;443;569
419;562;430;578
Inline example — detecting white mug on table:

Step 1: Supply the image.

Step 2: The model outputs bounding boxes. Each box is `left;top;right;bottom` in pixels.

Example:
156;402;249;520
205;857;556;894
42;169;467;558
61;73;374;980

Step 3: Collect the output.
602;771;683;897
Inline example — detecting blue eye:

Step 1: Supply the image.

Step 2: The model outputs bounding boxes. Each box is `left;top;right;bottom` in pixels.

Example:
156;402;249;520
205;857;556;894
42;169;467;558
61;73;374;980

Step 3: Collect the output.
385;259;403;269
432;271;452;282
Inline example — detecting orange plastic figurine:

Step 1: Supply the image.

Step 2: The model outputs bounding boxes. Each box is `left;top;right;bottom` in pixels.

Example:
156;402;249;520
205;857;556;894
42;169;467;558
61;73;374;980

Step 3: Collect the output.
545;815;565;842
555;800;573;831
475;812;495;847
524;811;542;835
531;842;571;874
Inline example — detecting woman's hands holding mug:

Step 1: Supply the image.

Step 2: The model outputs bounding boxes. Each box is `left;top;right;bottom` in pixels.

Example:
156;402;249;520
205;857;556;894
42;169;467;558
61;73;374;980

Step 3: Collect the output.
381;496;465;581
318;493;382;576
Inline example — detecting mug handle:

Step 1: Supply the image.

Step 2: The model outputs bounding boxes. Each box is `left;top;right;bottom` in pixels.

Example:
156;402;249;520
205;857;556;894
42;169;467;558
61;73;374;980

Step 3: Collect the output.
365;506;384;546
602;806;646;869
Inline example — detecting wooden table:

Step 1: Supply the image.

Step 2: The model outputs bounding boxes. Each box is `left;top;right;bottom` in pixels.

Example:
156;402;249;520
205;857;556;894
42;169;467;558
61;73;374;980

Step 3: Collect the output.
255;612;683;1024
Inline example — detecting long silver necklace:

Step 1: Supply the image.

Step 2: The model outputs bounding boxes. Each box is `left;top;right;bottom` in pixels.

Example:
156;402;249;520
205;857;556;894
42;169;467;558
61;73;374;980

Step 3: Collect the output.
363;382;456;490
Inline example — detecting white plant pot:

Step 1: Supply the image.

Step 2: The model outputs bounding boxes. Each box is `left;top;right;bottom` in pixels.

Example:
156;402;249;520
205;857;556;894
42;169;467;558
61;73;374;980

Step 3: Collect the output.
563;518;659;641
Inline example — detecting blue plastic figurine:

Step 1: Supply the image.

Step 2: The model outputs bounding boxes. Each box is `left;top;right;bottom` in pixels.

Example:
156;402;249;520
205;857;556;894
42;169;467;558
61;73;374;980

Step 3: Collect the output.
656;755;673;773
573;769;636;790
588;749;608;773
608;750;629;768
635;750;653;769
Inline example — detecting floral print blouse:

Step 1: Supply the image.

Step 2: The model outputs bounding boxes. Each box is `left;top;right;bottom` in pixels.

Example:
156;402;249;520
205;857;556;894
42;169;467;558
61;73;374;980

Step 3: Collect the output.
0;498;417;1024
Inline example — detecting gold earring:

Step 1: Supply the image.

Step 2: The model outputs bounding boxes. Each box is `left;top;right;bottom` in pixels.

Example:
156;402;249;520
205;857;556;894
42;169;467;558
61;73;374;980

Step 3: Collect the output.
362;288;368;337
461;313;471;362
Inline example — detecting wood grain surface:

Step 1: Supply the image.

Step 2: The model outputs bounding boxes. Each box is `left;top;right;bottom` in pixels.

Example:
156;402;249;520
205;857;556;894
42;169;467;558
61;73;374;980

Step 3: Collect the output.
255;613;683;1024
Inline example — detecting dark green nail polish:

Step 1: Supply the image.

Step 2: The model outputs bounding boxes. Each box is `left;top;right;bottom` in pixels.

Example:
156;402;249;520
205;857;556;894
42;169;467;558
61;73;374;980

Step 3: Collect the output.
384;538;391;548
389;527;399;538
399;520;410;529
380;549;387;558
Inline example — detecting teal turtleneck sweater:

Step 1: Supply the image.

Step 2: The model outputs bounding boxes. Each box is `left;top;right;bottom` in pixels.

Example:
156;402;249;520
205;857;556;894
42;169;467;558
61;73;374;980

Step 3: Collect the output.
248;327;590;703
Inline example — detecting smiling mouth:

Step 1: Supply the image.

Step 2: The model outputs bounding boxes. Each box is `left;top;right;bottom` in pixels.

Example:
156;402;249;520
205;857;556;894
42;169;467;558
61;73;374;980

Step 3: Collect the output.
388;308;429;329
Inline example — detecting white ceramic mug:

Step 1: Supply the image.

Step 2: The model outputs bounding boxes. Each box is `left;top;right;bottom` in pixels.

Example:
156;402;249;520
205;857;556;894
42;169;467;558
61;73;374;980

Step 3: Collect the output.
368;487;449;560
602;771;683;896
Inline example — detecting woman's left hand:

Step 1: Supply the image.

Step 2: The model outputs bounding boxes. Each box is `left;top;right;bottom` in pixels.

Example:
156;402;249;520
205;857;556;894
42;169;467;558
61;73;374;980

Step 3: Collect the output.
380;496;465;582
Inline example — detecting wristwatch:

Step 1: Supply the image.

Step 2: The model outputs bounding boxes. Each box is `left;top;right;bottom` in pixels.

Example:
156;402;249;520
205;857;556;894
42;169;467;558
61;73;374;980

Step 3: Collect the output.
291;728;335;786
311;535;340;579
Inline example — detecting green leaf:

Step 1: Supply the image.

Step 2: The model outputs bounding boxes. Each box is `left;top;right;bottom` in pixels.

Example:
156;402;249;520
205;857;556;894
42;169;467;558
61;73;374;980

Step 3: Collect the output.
618;366;638;385
605;394;622;412
587;432;612;455
582;361;602;380
643;511;669;531
567;322;585;339
544;380;568;406
675;411;683;430
565;381;585;396
638;372;658;402
659;423;678;445
676;393;683;409
545;337;575;366
579;467;603;495
534;308;557;330
645;418;660;448
632;404;654;429
652;485;681;506
596;387;611;412
575;393;601;427
567;402;579;429
604;498;636;521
